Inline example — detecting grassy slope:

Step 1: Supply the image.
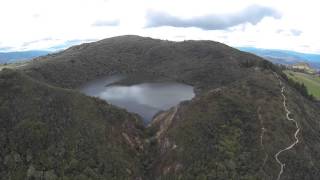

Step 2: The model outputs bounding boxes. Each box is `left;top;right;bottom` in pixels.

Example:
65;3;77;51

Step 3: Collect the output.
0;69;145;180
284;70;320;99
0;62;29;71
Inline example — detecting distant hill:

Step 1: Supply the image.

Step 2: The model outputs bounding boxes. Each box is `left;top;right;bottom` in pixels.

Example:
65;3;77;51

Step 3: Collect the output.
239;47;320;69
0;51;50;64
291;62;316;73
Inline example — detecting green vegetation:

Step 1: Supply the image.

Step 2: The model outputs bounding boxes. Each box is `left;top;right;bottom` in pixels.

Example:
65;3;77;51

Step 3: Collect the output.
149;73;320;179
0;69;145;179
284;70;320;100
22;35;268;91
1;36;320;179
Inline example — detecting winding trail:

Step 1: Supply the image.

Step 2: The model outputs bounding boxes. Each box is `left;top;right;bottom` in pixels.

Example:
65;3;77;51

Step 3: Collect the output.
258;106;269;170
273;73;301;180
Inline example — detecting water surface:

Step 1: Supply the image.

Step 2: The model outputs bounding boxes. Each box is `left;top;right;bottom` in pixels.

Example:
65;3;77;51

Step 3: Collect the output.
80;76;194;122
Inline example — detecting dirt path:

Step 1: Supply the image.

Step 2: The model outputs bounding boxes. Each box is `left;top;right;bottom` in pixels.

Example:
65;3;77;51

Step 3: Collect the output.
273;73;300;180
258;106;269;170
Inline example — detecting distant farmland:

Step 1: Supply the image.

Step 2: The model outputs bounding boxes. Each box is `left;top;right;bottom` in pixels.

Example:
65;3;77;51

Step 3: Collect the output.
285;70;320;100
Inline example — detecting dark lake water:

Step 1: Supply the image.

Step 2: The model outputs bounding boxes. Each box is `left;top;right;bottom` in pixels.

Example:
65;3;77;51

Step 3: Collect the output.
80;75;195;122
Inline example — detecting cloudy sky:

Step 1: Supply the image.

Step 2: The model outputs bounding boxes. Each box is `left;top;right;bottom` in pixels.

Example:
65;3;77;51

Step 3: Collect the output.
0;0;319;53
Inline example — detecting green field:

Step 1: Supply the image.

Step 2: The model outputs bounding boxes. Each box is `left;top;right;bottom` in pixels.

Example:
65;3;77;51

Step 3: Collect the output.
0;62;28;71
285;70;320;100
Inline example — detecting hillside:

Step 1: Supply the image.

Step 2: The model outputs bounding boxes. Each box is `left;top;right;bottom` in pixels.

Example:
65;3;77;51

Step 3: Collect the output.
148;71;320;179
22;35;266;91
0;69;145;179
1;35;320;179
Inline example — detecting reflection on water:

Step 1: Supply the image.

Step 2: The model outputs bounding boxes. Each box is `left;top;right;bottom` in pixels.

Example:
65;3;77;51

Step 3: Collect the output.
80;76;194;122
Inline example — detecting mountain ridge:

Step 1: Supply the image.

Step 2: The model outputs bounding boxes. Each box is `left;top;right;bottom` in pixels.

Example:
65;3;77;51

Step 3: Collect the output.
1;35;320;179
239;47;320;69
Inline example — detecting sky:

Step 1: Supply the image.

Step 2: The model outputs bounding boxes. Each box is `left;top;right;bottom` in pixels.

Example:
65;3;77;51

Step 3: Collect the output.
0;0;319;54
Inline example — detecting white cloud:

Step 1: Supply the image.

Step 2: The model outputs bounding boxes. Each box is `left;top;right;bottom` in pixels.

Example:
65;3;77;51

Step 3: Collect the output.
0;0;319;54
92;19;120;27
145;5;281;30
